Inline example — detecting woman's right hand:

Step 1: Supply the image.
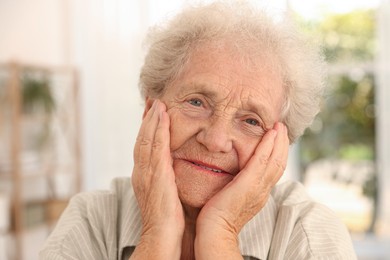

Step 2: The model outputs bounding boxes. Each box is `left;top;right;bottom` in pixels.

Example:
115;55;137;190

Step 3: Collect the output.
131;99;184;259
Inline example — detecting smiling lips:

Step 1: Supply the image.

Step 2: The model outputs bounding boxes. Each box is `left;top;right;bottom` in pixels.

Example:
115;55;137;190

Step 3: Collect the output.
192;161;223;173
189;160;232;175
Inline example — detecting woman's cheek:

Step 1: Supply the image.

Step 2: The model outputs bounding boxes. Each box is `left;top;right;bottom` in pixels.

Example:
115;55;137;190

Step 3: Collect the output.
168;109;199;151
235;135;261;170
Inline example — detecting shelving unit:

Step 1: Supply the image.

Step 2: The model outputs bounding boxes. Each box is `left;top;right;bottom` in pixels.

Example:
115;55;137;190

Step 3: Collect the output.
0;62;81;260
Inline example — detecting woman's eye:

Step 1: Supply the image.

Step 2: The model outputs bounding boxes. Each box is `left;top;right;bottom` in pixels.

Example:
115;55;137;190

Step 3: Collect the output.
245;118;259;126
188;99;202;107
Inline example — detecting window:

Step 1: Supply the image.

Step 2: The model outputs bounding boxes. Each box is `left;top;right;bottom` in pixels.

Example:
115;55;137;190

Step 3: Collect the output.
289;0;390;258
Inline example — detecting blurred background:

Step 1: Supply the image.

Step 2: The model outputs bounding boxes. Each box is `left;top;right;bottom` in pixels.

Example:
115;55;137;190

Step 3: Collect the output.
0;0;389;259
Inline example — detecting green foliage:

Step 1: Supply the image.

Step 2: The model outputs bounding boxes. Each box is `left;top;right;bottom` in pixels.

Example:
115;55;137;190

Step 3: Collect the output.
300;73;375;167
22;74;55;114
297;9;376;170
21;72;55;150
339;144;374;161
297;8;378;233
321;10;375;62
296;9;376;63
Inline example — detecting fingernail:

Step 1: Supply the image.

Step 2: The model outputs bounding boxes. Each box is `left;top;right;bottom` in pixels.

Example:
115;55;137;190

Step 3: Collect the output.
270;129;277;138
274;122;281;131
154;100;161;113
278;122;286;132
282;123;287;132
159;109;164;120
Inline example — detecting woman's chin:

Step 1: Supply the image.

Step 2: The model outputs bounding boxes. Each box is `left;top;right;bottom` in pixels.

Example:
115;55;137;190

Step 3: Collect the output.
174;160;233;209
177;187;215;209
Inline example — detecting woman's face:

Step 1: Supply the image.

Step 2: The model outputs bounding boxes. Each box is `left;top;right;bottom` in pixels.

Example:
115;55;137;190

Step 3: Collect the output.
154;44;285;208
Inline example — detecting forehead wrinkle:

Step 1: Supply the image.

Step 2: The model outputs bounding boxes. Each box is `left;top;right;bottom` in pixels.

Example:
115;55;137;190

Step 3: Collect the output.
214;92;240;118
216;79;239;106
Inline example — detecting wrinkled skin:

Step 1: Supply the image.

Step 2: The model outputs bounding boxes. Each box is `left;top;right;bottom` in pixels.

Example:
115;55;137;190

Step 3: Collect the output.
131;43;290;260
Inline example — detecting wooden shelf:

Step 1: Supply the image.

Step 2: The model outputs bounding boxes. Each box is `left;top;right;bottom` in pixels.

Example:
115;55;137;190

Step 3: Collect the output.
0;62;81;260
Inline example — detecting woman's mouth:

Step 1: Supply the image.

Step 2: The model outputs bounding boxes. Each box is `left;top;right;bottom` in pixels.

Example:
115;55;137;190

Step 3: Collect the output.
187;160;232;176
192;161;223;173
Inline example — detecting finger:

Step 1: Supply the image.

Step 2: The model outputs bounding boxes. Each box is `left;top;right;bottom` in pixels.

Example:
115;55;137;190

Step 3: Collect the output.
264;123;289;185
134;99;156;162
151;102;172;169
136;99;157;144
238;128;277;181
134;100;160;170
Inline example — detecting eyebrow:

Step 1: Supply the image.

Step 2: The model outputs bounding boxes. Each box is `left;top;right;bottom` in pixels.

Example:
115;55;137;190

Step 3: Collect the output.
176;82;219;99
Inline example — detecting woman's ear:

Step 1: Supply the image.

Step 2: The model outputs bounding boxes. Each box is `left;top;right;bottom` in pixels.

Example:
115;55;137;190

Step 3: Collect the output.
142;97;155;119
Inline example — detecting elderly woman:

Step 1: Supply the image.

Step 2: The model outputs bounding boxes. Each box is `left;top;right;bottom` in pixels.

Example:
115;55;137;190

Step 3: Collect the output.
41;2;357;260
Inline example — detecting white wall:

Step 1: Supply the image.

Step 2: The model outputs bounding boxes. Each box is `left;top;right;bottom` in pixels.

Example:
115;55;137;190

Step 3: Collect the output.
67;0;187;190
0;0;148;190
68;0;145;190
0;0;65;66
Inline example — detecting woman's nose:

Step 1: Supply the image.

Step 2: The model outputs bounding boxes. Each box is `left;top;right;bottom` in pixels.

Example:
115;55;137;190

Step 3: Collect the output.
195;117;233;153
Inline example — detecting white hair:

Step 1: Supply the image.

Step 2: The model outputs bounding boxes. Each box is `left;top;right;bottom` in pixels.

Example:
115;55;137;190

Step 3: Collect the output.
139;1;326;142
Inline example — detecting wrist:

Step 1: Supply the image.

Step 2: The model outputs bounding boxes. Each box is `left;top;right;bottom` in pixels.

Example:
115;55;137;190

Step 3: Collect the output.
132;226;183;260
195;227;241;259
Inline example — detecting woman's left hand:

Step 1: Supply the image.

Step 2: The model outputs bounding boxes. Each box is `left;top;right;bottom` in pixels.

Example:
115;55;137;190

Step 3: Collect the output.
195;122;289;259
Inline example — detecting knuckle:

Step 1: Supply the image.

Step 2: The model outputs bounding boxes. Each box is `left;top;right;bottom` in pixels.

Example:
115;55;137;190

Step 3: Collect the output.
140;138;152;147
135;134;144;145
151;139;163;150
257;154;269;165
272;158;286;171
134;154;151;171
257;177;273;193
138;161;150;171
